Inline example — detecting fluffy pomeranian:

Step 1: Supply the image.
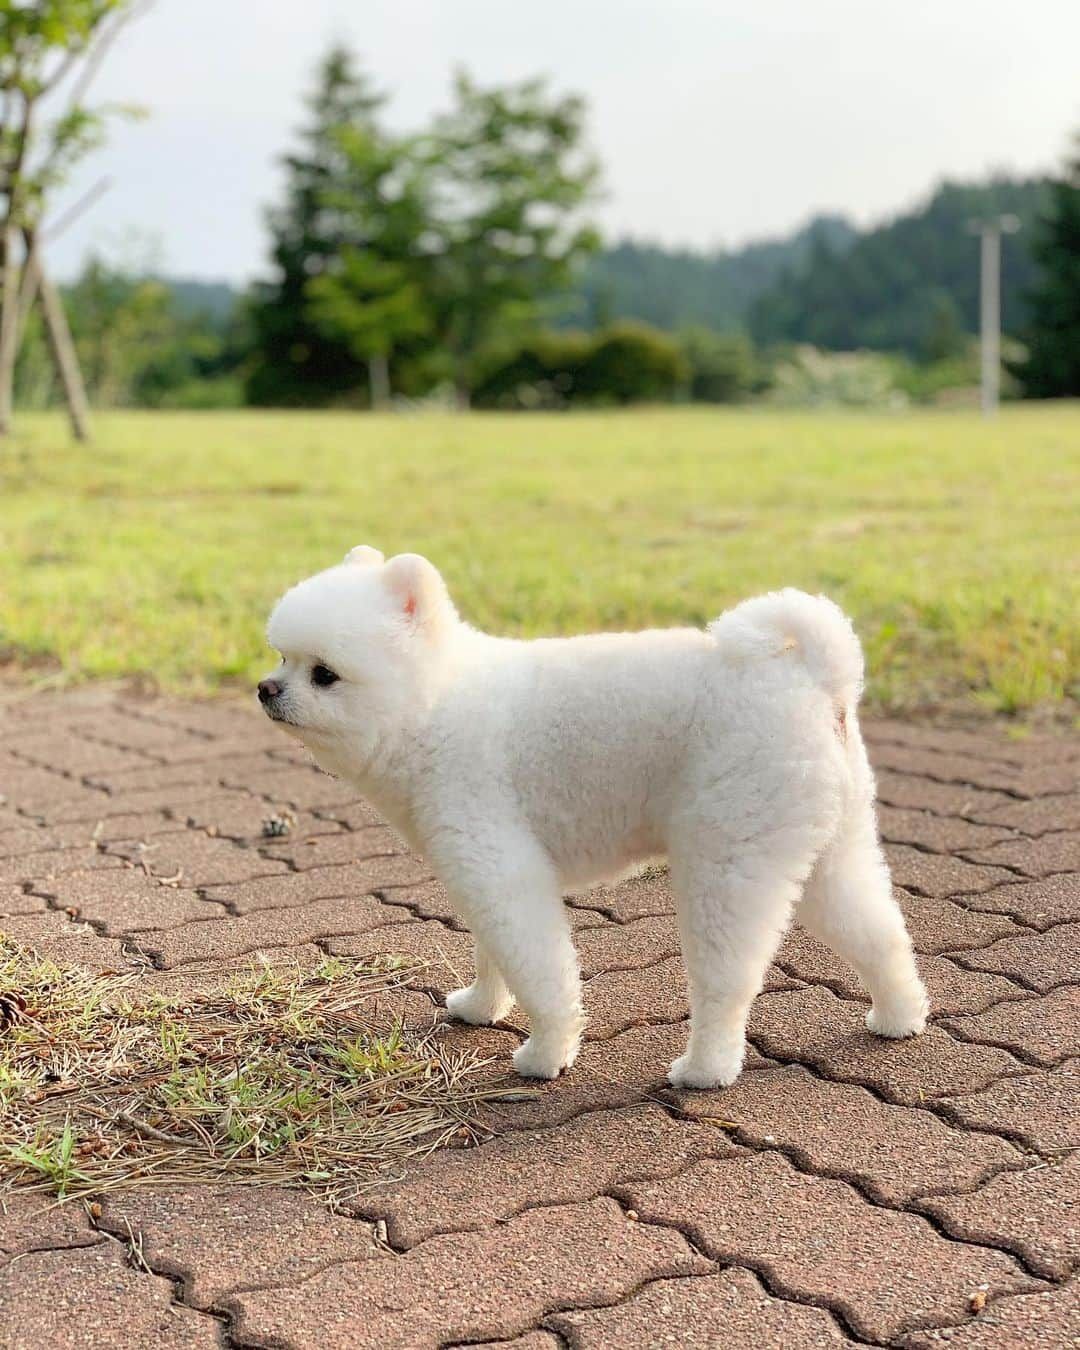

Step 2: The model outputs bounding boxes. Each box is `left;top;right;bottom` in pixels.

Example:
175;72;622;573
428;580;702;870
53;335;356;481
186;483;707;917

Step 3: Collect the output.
260;547;927;1087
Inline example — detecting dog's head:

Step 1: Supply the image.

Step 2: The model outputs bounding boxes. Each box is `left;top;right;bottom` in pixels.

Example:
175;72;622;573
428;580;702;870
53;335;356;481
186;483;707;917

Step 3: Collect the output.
260;546;456;767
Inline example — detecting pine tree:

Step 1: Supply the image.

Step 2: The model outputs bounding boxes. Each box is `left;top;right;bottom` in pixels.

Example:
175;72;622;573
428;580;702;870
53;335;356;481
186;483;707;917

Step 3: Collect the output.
246;47;386;406
304;121;433;408
1018;136;1080;397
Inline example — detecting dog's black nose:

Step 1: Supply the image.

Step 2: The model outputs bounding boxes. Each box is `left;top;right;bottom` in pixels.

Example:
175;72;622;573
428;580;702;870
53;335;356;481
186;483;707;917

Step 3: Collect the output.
258;679;281;704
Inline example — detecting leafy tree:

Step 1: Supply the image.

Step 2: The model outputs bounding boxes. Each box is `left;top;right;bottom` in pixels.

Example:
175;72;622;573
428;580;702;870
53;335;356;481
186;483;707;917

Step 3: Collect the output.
423;72;601;404
15;255;246;409
1016;135;1080;397
246;47;388;406
304;120;433;408
0;0;144;435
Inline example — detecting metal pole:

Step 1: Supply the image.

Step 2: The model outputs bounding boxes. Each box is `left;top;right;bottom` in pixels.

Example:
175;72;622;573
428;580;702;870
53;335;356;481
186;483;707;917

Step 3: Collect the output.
980;225;1000;417
968;214;1019;419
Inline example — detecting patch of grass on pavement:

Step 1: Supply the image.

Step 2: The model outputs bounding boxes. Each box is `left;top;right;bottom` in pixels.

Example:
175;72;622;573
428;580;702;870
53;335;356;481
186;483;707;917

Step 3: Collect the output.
0;938;522;1204
1;405;1077;714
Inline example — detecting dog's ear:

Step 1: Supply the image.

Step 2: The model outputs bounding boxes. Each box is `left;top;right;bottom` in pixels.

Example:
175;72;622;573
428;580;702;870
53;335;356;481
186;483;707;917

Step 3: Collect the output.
344;544;384;567
383;553;448;629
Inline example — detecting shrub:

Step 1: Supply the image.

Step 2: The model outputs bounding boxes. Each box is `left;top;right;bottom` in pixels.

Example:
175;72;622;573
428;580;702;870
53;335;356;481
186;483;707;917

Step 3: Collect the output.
473;323;687;408
677;326;759;402
574;322;689;404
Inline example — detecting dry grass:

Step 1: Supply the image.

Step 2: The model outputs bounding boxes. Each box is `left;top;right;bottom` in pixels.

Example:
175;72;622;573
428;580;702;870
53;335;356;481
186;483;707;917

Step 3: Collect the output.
0;938;527;1205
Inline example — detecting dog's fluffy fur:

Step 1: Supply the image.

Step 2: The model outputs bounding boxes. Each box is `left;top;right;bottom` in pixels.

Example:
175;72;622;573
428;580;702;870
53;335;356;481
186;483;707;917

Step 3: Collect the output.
261;548;928;1087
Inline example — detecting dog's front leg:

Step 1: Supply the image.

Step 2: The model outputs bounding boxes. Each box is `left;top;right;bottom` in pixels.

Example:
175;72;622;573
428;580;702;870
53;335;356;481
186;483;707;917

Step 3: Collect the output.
439;834;583;1079
445;938;515;1025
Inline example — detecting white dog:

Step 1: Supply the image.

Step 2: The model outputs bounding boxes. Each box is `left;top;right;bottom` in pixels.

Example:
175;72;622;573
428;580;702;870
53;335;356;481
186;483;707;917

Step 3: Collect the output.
260;547;928;1088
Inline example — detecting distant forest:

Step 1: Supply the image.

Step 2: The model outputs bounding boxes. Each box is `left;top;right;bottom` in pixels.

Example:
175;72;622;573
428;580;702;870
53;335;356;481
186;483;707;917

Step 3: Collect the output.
572;176;1050;357
163;175;1050;363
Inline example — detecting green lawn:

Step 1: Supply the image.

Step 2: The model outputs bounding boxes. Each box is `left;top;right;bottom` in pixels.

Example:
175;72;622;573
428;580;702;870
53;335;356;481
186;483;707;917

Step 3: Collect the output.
1;405;1077;715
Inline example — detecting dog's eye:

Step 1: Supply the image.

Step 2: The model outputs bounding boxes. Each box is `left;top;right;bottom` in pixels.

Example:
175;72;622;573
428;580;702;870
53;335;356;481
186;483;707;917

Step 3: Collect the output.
311;664;340;688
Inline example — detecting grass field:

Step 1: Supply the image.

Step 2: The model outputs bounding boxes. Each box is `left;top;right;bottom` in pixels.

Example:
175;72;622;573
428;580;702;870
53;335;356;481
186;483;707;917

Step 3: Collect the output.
1;405;1077;715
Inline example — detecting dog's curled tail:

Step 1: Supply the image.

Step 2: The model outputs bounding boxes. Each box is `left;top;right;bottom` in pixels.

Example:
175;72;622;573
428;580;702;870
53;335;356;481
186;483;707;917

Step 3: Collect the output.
708;588;864;707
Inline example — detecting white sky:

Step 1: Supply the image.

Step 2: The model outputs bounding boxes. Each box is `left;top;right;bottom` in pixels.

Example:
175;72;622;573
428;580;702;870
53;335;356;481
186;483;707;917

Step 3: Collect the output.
44;0;1080;282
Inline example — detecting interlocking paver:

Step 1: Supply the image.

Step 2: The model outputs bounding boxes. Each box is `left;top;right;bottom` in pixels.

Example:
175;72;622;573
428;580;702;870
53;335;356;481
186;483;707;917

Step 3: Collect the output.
0;846;123;886
356;1104;739;1247
963;830;1080;879
0;816;179;858
227;1197;710;1349
1;694;1075;1350
969;792;1080;834
100;1186;384;1308
0;1193;99;1260
137;893;414;967
937;1060;1079;1153
0;885;47;916
584;954;797;1042
10;735;156;777
260;824;404;869
327;918;474;996
548;1266;848;1347
311;798;386;830
617;1152;1039;1342
202;856;431;912
919;1152;1080;1280
778;927;1027;1015
864;721;1025;762
221;762;360;809
900;1282;1080;1348
572;871;676;922
956;873;1080;929
0;910;139;972
482;1021;770;1134
951;922;1080;992
877;805;1014;854
873;742;1078;797
668;1063;1022;1203
748;984;1024;1105
0;1240;221;1349
105;832;290;889
34;870;227;935
874;768;1012;818
942;985;1080;1068
373;878;466;926
573;912;682;977
883;843;1016;898
893;890;1020;952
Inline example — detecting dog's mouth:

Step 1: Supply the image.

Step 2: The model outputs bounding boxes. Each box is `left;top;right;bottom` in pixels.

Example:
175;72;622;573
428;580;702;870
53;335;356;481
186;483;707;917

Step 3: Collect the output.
261;702;301;729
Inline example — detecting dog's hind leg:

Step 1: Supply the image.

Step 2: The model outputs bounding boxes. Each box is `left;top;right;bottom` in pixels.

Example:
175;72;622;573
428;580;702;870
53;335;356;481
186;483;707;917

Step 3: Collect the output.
796;806;928;1039
667;849;808;1090
445;938;515;1025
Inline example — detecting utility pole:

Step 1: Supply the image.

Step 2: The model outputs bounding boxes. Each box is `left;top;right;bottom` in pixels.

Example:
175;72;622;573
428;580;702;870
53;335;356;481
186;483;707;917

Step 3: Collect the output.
967;215;1020;416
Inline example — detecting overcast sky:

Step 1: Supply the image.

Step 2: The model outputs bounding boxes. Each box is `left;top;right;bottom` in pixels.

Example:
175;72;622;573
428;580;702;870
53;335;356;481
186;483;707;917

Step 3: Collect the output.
44;0;1080;282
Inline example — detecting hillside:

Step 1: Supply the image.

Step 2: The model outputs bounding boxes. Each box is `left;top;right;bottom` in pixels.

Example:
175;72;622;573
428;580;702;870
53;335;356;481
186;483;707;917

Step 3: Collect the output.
567;214;856;332
746;176;1052;356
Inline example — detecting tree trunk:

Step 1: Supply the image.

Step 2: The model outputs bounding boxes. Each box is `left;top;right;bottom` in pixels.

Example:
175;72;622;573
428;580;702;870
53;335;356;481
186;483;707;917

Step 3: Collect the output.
368;352;391;410
31;243;91;443
0;227;21;436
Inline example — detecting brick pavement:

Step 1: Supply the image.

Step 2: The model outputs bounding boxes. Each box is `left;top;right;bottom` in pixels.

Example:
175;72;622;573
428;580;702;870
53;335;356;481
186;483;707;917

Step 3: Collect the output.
0;689;1076;1349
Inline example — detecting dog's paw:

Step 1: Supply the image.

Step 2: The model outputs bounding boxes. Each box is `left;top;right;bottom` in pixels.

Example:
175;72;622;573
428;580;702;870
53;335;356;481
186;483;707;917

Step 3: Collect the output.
512;1036;575;1080
667;1047;743;1090
866;999;928;1039
445;984;511;1026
